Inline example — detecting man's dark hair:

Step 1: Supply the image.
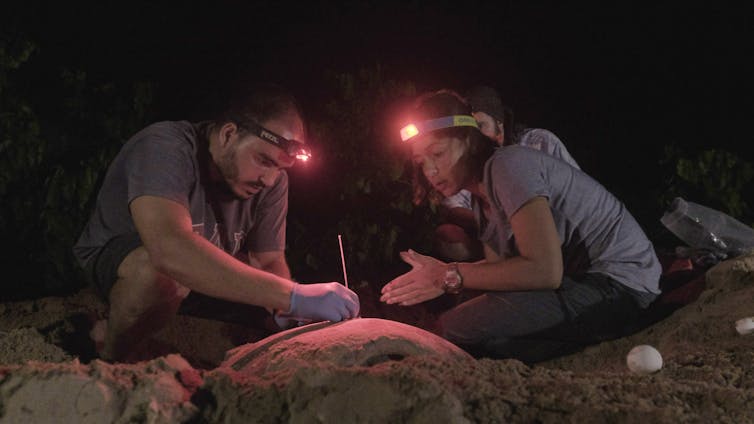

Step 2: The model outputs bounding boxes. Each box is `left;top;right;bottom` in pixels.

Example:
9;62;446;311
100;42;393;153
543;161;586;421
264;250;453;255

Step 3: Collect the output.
407;89;496;205
215;82;305;136
465;85;518;146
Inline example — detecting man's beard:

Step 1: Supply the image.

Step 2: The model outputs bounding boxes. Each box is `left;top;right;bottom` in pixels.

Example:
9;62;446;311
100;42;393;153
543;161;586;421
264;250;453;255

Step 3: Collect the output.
214;147;243;198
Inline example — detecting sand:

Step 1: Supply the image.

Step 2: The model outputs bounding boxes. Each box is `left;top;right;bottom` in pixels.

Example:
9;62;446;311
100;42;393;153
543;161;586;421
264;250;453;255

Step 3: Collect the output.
1;252;753;423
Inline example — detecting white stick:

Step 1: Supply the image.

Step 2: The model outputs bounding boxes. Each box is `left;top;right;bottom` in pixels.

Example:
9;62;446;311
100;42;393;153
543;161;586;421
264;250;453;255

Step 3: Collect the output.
338;234;349;289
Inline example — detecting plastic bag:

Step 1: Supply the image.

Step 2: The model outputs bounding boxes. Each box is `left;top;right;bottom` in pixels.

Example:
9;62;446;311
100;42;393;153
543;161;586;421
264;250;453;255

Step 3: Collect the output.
661;197;754;261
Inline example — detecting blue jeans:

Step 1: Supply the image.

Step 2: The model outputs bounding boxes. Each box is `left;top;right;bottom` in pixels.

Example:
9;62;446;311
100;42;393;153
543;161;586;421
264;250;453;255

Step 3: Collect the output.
436;273;654;364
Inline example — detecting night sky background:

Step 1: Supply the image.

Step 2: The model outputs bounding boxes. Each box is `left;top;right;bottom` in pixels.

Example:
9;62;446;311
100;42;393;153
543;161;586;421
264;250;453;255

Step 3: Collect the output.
11;2;750;189
3;1;753;295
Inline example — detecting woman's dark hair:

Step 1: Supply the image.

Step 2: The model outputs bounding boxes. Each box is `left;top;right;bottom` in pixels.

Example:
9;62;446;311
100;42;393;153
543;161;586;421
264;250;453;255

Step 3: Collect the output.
407;89;497;205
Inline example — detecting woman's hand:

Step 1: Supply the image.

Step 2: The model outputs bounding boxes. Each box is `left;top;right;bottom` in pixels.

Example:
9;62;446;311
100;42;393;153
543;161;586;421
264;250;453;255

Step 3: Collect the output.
380;249;446;306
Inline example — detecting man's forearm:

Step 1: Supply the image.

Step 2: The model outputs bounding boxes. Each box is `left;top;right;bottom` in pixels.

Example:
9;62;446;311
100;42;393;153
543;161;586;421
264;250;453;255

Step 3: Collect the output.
149;231;294;311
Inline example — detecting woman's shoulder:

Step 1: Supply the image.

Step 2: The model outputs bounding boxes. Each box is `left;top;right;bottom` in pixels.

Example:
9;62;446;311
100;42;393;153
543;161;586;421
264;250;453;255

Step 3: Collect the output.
490;144;543;162
484;146;545;181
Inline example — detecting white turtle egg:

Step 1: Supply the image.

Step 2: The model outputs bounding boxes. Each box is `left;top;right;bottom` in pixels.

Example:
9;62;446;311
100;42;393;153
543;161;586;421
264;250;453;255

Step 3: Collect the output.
626;344;663;374
735;317;754;335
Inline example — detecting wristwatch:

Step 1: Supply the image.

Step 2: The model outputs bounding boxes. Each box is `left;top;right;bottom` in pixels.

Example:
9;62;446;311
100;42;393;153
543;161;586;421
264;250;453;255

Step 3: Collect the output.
443;262;464;294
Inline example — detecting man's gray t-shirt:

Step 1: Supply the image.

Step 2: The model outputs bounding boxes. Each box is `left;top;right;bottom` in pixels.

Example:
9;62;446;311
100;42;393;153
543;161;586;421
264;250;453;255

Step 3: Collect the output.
475;145;661;306
73;121;288;269
517;128;580;170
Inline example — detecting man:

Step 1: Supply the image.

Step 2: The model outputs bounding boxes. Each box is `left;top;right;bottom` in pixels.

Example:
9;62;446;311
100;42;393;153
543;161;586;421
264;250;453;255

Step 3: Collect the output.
465;85;580;166
435;85;580;262
74;83;360;362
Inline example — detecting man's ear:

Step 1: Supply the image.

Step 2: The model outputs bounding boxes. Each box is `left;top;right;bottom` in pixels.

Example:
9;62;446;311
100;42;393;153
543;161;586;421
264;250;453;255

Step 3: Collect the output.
495;121;505;145
218;122;239;147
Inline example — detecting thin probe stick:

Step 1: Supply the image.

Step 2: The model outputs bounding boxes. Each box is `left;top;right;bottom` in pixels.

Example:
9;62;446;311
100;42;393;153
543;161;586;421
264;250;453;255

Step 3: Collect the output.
338;234;349;289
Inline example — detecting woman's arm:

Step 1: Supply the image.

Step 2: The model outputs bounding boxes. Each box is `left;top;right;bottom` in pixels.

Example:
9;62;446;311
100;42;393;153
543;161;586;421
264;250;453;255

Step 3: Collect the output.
459;196;563;291
381;196;563;306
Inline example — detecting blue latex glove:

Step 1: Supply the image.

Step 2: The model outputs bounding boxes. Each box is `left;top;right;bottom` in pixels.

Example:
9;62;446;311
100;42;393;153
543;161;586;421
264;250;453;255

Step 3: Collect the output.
287;282;360;323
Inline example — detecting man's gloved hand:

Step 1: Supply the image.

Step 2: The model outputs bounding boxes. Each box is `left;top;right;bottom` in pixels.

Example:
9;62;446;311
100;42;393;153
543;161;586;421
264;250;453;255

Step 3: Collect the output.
288;282;360;323
272;310;299;330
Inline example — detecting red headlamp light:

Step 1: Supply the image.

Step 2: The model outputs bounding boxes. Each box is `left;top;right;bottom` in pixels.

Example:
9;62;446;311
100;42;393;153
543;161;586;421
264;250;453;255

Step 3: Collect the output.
399;115;479;142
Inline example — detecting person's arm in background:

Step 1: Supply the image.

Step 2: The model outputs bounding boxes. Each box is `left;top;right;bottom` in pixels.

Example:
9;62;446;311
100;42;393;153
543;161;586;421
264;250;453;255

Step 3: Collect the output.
436;189;481;261
442;206;477;234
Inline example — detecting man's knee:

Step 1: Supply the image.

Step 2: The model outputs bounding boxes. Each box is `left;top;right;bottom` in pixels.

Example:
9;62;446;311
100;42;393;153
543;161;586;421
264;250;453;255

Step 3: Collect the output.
112;247;189;307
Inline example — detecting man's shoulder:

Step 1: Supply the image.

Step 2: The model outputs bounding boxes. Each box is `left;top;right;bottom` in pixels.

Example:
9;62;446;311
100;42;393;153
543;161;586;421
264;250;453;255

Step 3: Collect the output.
518;127;581;169
137;120;197;138
518;128;562;145
126;121;199;149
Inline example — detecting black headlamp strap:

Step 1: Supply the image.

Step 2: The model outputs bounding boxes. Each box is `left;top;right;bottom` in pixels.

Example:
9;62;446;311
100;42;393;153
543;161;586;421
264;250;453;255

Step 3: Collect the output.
241;121;310;160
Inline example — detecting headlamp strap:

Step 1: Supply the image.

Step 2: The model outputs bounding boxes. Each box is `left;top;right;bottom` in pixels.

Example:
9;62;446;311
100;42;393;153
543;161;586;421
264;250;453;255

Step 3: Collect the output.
244;121;311;161
399;115;479;141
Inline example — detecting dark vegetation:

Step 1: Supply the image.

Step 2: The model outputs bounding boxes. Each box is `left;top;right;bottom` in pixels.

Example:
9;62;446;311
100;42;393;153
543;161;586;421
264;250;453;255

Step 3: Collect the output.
2;3;752;300
0;35;440;299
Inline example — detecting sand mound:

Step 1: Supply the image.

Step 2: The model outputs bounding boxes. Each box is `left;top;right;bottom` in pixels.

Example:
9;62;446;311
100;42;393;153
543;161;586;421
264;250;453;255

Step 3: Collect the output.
222;318;472;372
206;318;474;423
1;253;753;422
0;355;200;423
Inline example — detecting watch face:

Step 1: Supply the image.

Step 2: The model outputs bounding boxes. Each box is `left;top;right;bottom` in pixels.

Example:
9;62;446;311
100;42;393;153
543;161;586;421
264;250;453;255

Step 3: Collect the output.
444;269;463;294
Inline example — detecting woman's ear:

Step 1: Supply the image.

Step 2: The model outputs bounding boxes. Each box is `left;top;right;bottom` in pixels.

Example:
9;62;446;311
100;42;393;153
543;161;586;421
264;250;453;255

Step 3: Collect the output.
462;134;473;150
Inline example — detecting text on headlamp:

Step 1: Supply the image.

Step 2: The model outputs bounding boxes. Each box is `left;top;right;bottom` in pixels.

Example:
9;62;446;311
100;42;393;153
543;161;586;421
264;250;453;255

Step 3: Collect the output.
244;121;311;161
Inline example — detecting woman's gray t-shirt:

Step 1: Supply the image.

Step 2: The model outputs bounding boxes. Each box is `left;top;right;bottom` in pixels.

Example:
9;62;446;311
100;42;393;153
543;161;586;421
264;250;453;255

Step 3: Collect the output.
442;128;579;210
475;145;661;306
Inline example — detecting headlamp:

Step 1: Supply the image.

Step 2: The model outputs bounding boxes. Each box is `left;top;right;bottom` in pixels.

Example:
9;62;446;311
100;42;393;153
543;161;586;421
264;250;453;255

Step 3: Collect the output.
399;115;479;142
244;121;311;161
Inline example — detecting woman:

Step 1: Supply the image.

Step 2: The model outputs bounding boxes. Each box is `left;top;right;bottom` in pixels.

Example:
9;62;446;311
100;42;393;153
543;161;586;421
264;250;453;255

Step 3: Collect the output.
381;90;661;363
435;85;581;262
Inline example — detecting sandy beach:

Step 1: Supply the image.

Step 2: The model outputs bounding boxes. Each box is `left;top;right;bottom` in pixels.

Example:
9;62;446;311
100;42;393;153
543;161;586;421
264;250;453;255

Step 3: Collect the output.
1;252;753;423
